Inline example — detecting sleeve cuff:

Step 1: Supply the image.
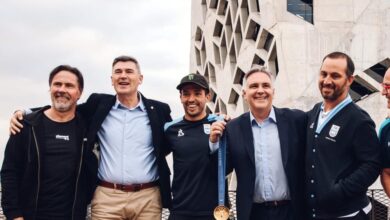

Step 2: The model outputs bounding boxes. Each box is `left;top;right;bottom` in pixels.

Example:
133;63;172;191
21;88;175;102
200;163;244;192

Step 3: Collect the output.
209;140;220;154
24;109;33;115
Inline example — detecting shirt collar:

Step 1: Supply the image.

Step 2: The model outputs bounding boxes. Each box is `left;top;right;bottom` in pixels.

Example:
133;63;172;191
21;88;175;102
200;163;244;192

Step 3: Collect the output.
249;106;277;125
113;93;146;112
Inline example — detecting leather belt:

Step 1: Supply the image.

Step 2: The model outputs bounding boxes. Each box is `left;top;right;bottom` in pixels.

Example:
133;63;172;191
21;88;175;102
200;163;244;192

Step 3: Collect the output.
99;180;158;192
255;200;290;207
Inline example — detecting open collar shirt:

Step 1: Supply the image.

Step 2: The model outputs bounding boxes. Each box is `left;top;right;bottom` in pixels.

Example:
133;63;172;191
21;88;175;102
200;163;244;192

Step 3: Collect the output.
250;107;290;203
97;94;158;184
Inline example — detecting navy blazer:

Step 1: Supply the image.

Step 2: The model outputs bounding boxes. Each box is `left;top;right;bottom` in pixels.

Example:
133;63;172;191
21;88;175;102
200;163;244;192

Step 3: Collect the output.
77;93;173;208
225;107;306;220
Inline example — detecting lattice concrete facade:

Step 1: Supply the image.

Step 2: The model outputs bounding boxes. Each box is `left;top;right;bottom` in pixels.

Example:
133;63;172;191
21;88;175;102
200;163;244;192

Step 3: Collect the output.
190;0;390;190
190;0;390;125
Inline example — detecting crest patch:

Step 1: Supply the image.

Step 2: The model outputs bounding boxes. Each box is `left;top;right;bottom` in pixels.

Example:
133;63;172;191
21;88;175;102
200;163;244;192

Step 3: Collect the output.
329;124;340;138
203;124;211;134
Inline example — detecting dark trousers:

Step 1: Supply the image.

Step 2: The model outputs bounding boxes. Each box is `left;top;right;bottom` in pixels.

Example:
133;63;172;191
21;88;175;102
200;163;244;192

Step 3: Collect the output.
315;210;370;220
168;213;215;220
250;202;293;220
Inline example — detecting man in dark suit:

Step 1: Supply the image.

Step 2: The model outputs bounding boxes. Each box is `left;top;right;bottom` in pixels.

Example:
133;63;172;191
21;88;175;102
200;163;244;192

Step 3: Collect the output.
9;56;172;220
78;56;172;220
210;66;306;220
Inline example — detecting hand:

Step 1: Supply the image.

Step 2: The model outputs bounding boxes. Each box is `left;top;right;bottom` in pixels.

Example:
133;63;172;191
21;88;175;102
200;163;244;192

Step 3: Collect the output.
209;121;226;143
317;183;343;211
215;113;231;122
14;217;24;220
10;110;24;135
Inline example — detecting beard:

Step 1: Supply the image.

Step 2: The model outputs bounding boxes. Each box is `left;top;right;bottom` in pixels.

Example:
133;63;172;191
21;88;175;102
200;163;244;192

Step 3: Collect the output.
53;101;72;112
51;93;73;112
320;81;348;101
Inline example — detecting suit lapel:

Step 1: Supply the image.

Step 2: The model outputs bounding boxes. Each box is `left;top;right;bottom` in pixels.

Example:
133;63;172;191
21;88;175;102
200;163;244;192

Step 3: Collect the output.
239;112;256;165
89;96;116;142
274;108;289;168
96;96;116;125
142;94;161;156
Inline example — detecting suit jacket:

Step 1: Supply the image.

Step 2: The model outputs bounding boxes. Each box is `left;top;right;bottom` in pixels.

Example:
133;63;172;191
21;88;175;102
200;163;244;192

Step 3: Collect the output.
77;93;173;208
225;107;306;220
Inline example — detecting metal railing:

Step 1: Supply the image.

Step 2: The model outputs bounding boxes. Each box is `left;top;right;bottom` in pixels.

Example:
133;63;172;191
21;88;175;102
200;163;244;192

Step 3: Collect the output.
1;190;389;219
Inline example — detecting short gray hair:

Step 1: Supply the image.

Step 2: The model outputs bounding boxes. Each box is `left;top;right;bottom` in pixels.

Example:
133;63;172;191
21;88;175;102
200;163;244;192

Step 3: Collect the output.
243;65;275;87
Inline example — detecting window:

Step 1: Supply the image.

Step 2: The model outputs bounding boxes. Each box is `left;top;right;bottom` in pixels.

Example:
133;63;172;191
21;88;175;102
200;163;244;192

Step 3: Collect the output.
349;75;378;102
252;54;265;66
245;19;261;41
287;0;313;24
233;67;245;86
213;20;224;37
210;0;219;9
364;58;390;83
228;88;240;110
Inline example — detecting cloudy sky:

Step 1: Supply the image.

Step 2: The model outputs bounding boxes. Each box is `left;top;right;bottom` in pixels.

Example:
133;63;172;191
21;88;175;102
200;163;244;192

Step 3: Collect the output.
0;0;192;161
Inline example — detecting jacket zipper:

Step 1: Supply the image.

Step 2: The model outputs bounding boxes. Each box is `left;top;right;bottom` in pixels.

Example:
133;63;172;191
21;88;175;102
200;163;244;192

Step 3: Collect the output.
71;138;86;220
31;127;41;216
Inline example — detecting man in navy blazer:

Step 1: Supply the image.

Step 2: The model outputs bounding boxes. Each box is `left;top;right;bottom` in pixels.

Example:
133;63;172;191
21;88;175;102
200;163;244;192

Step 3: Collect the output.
210;66;306;220
77;56;172;219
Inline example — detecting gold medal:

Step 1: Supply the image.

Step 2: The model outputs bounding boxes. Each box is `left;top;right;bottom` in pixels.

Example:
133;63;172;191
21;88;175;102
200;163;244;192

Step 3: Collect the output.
213;205;229;220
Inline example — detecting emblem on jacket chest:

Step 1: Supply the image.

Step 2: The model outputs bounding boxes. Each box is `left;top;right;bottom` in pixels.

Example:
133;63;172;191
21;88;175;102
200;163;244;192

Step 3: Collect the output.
203;124;211;134
177;129;185;137
329;124;340;138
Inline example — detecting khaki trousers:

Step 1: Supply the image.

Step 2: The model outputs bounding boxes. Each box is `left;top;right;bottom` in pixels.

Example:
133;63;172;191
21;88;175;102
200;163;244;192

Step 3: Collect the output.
91;185;162;220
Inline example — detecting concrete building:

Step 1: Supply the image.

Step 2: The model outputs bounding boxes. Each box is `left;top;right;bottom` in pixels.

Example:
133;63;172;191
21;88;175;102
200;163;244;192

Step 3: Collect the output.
190;0;390;185
190;0;389;122
189;1;390;217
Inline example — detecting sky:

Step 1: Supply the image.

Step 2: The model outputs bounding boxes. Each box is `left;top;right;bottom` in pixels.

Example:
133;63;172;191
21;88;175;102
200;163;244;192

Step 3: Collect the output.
0;0;192;162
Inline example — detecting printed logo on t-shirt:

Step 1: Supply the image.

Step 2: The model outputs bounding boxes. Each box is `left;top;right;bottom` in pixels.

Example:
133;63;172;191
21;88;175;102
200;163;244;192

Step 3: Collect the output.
203;124;211;134
55;134;70;141
177;129;185;137
329;124;340;138
310;122;314;129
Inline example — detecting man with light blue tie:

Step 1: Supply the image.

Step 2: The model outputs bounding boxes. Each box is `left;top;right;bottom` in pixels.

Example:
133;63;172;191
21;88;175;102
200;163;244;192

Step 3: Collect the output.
210;66;306;220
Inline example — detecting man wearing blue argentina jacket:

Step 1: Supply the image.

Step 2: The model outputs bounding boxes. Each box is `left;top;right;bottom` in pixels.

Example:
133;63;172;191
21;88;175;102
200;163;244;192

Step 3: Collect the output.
305;52;382;220
164;74;229;220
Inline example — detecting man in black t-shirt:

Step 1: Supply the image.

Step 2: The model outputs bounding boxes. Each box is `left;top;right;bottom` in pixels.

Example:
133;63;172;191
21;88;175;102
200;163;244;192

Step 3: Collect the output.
1;65;95;220
164;74;228;220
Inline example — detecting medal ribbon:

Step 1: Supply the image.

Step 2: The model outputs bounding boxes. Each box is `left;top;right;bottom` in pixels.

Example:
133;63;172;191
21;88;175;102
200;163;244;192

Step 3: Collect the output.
218;133;226;205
